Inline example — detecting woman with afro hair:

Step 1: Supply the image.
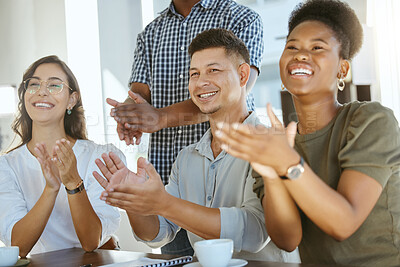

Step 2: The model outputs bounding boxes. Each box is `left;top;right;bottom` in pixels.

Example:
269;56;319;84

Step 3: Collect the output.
215;0;400;265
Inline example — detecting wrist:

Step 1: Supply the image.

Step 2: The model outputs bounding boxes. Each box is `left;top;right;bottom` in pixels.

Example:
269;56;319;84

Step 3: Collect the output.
157;192;173;217
44;184;60;195
277;151;301;176
63;174;82;190
158;107;169;129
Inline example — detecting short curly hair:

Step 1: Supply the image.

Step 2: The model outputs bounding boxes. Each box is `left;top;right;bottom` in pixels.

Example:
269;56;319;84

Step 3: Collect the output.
288;0;363;60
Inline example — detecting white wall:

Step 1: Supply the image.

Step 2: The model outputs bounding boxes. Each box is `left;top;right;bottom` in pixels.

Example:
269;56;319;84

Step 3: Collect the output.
0;0;67;86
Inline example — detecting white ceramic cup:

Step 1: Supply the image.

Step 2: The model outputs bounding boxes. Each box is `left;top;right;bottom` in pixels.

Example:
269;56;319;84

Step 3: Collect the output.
194;239;233;267
0;246;19;266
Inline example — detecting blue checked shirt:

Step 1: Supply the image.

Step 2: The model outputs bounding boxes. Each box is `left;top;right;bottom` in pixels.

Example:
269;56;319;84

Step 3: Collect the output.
129;0;264;184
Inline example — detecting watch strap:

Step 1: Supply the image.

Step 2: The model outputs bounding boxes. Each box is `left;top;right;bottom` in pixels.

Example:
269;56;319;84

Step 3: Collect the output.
280;157;304;180
65;180;84;195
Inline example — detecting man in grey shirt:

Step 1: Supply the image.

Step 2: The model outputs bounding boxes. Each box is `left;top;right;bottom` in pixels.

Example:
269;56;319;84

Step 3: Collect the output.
94;29;299;261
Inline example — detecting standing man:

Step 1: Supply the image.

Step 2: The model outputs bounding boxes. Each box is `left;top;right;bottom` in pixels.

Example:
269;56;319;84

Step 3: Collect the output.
108;0;263;255
96;29;298;262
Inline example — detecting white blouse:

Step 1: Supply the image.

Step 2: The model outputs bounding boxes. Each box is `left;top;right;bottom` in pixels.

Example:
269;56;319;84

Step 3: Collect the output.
0;139;124;254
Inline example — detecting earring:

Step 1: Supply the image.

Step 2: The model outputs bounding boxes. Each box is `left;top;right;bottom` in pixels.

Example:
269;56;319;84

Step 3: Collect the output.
67;108;72;115
337;77;345;91
281;83;286;91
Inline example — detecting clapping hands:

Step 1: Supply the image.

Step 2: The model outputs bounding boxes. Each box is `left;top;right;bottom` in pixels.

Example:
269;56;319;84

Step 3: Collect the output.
215;104;298;178
107;91;165;146
35;139;81;191
93;153;167;216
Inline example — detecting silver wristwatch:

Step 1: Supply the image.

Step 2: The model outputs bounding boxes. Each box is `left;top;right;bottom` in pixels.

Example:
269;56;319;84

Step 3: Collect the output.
280;157;304;180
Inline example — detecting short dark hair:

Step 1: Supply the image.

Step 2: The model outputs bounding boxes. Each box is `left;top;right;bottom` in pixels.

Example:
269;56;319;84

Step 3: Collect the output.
188;28;250;64
288;0;363;60
9;55;87;152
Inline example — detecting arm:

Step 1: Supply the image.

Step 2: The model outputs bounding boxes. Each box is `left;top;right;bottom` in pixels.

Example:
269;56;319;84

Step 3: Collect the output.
216;104;385;243
53;139;102;252
11;189;58;257
253;164;302;252
99;158;221;241
8;144;61;257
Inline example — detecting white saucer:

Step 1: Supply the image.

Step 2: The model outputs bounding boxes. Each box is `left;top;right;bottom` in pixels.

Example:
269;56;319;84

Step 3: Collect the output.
184;259;248;267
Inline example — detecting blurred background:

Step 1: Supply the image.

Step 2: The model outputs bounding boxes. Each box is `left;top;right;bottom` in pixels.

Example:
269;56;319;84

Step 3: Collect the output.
0;0;399;251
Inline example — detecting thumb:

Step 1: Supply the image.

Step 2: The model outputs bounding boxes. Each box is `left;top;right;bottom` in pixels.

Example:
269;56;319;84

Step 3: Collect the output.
128;91;147;104
266;103;284;131
286;121;297;147
141;158;160;181
106;98;121;107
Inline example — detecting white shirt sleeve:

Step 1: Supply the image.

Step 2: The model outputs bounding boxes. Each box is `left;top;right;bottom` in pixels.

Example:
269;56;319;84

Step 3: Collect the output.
0;157;28;246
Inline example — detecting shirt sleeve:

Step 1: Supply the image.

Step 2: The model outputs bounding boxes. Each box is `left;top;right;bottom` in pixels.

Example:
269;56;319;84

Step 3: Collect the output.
129;31;151;86
0;157;28;246
338;102;400;187
231;11;264;73
219;167;269;253
252;169;265;200
132;158;180;248
84;144;123;247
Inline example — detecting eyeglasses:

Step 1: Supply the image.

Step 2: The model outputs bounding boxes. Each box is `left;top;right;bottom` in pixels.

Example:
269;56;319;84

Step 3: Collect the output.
23;78;72;95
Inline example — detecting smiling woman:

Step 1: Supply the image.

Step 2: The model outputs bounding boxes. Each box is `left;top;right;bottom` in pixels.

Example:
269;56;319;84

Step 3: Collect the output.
215;0;400;265
0;55;125;257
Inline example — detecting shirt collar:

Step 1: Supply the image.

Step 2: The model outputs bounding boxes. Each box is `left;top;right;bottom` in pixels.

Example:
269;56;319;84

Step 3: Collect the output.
195;112;259;160
164;0;216;16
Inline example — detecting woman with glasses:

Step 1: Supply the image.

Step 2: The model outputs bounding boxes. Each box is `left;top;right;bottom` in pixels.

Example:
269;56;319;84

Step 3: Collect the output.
216;0;400;265
0;55;124;257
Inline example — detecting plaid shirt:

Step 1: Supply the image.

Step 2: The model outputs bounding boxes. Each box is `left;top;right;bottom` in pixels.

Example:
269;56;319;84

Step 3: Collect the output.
130;0;264;184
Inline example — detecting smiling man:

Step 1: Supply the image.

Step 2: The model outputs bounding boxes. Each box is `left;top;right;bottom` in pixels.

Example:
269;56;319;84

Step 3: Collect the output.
94;29;299;262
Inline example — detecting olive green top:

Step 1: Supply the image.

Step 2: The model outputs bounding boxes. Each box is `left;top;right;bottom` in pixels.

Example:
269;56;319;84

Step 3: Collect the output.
253;101;400;266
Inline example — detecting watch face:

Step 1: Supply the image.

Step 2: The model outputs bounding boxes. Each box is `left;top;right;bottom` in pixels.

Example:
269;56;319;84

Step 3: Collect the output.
287;165;304;179
289;168;301;179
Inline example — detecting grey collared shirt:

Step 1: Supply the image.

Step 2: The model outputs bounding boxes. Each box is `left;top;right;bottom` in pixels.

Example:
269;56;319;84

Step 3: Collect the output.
136;112;300;261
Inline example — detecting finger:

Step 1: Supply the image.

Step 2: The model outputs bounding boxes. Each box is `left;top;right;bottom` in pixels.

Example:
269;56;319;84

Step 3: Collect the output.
34;145;45;160
36;143;50;160
95;157;112;181
109;152;127;170
266;103;284;132
93;171;109;189
135;133;142;145
220;142;253;163
116;123;126;141
102;153;118;174
286;121;297;148
54;140;68;160
116;115;143;125
104;197;136;210
106;98;121;108
142;158;161;181
216;122;255;140
59;139;74;158
112;104;138;112
215;126;257;149
128;91;147;104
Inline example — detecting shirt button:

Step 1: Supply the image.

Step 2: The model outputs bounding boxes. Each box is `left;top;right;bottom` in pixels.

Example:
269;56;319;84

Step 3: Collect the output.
177;130;182;134
179;74;184;79
180;46;185;51
210;164;215;169
207;196;212;201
